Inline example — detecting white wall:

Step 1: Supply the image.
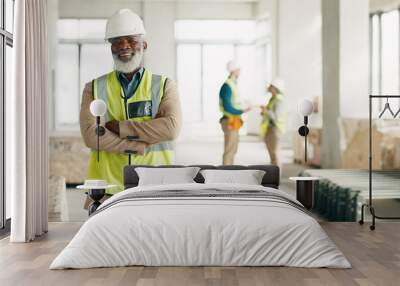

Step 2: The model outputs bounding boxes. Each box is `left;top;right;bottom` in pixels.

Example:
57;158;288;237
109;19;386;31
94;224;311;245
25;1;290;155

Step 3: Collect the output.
339;0;369;118
143;2;176;79
277;0;322;130
176;1;254;19
256;0;322;140
370;0;400;13
58;0;255;20
58;0;142;18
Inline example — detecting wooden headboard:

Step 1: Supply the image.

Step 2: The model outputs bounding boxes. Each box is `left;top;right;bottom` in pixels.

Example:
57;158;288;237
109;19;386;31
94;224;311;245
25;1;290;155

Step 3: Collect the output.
123;165;280;189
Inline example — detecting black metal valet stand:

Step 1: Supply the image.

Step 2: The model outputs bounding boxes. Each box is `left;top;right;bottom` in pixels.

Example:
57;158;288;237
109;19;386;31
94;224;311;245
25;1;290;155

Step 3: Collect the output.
359;95;400;230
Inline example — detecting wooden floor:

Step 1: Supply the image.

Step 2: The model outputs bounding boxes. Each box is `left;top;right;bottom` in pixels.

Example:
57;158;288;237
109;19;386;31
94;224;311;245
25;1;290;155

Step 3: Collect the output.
0;222;399;286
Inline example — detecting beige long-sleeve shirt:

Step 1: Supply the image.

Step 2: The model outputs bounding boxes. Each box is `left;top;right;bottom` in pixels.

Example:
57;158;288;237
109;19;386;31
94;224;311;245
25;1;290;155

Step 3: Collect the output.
80;78;182;155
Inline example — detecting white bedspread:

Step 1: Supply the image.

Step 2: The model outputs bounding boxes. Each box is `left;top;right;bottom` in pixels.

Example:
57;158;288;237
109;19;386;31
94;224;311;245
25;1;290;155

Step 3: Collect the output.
50;183;351;269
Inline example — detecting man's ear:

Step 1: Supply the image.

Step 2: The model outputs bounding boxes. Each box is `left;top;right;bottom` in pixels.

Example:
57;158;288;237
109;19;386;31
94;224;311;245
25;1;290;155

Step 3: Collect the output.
143;41;148;51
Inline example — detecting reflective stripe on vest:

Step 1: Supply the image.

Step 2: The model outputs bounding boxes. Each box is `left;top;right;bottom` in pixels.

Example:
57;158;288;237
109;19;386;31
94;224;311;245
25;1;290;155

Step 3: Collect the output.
88;69;174;194
220;78;242;118
260;93;286;137
93;74;110;122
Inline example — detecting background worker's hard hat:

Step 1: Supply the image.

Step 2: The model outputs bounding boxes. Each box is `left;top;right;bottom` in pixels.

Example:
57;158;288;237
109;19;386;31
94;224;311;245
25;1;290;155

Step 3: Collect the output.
105;9;146;40
270;78;285;93
226;60;240;72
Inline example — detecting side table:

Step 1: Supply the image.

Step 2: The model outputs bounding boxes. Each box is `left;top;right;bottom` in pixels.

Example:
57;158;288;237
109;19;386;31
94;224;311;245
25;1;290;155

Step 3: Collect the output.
77;184;116;215
289;177;320;210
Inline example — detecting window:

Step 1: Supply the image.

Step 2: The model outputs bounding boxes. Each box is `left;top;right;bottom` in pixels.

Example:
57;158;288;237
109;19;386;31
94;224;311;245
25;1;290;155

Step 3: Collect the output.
56;44;80;126
1;0;14;234
177;44;202;122
370;14;380;95
381;10;399;95
55;19;113;130
370;9;400;109
176;20;271;125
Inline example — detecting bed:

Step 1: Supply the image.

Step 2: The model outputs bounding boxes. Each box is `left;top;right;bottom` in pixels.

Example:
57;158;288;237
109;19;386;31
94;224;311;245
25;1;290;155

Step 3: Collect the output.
50;165;350;269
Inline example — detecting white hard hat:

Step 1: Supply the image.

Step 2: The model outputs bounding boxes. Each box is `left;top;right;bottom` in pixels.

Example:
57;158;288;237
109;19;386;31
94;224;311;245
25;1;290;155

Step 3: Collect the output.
226;60;240;72
270;77;285;93
105;9;146;40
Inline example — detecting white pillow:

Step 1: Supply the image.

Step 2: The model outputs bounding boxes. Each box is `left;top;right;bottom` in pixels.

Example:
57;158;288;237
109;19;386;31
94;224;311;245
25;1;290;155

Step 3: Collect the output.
200;169;266;185
135;167;201;186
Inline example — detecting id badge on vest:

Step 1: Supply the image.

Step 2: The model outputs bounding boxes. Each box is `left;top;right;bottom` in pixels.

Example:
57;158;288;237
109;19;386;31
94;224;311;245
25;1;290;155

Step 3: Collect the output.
127;101;152;118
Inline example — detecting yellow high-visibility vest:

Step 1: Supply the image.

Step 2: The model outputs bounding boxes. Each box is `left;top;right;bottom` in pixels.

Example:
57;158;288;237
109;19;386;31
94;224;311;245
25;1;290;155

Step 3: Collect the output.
87;69;174;194
260;93;286;137
219;78;242;119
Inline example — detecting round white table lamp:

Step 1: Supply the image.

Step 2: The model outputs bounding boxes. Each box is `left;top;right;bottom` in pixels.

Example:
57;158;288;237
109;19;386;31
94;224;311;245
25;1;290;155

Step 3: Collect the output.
298;99;314;116
90;99;107;117
90;99;107;161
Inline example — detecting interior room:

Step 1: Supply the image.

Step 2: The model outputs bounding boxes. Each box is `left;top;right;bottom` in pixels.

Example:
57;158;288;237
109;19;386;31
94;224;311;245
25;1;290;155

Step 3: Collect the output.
1;0;400;285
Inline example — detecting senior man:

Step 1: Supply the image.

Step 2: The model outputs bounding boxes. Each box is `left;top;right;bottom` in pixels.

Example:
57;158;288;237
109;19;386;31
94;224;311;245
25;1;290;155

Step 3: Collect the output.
80;9;182;198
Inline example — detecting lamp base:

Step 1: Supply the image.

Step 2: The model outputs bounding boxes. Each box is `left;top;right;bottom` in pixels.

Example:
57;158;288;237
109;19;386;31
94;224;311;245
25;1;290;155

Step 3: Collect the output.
298;126;309;136
95;126;106;136
88;188;105;215
296;180;315;209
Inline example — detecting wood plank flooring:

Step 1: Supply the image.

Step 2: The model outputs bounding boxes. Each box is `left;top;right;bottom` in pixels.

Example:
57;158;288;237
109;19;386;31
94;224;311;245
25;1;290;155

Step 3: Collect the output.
0;222;399;286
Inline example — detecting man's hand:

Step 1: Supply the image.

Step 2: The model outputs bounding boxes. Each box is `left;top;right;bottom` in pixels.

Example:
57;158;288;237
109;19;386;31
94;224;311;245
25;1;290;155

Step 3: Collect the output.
134;141;148;155
105;120;120;136
243;106;252;113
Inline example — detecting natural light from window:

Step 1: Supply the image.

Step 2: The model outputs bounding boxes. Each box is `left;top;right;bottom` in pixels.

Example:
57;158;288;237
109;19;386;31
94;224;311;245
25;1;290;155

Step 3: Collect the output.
175;20;271;128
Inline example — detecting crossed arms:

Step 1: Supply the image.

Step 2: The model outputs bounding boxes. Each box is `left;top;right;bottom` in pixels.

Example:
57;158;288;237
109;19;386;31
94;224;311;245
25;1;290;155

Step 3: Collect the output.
79;79;182;155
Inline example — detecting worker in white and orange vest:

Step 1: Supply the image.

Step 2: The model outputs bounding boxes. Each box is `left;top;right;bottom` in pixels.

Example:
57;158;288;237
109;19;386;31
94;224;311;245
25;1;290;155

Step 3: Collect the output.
260;78;286;169
219;60;251;165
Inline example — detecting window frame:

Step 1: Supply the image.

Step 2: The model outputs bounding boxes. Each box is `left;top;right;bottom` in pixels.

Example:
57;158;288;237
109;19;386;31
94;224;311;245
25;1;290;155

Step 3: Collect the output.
0;0;14;237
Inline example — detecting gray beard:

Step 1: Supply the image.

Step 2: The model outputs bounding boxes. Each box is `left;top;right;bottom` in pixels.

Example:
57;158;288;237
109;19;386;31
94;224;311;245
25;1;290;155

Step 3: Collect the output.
112;50;143;74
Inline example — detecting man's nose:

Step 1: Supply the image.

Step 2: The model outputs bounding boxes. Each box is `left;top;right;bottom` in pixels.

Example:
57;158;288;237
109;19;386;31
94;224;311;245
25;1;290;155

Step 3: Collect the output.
118;38;131;50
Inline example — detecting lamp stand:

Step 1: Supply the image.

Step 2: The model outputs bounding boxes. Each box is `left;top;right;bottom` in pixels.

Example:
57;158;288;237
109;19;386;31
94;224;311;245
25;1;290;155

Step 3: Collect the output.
95;116;106;162
125;135;140;165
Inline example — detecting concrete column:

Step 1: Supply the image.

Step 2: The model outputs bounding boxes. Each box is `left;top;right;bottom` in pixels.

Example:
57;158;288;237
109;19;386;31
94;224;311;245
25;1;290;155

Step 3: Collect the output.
142;1;176;79
321;0;369;168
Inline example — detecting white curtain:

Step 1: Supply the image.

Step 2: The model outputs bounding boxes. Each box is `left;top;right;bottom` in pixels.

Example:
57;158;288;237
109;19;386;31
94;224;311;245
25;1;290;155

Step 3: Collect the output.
9;0;49;242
